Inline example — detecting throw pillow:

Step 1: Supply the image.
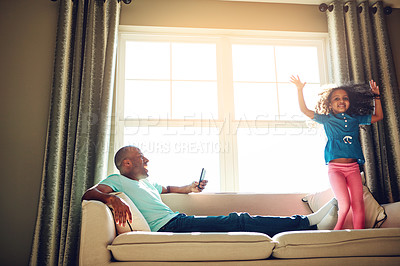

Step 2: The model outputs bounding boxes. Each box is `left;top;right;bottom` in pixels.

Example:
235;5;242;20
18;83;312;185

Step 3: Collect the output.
110;192;151;234
302;185;386;229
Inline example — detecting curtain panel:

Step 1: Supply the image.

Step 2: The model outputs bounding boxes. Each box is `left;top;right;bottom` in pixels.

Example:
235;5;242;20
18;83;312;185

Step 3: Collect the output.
30;0;120;265
325;0;400;203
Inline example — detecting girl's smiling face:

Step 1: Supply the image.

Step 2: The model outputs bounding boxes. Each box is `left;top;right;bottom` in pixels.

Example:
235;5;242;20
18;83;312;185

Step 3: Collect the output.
329;89;350;114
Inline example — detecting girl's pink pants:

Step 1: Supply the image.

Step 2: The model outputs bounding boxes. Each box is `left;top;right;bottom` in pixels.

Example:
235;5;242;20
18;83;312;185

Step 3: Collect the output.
328;162;365;230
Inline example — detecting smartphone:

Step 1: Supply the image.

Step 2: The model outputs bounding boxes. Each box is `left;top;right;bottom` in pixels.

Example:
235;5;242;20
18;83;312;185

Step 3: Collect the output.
198;168;206;188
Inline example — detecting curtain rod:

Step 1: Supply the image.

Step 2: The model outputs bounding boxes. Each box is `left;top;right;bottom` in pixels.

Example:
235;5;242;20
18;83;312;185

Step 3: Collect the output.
50;0;132;4
319;3;392;15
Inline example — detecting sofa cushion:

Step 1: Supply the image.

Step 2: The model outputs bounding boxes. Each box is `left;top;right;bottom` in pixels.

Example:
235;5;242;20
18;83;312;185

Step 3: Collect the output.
111;192;151;234
381;201;400;228
272;228;400;259
302;185;386;228
107;231;275;261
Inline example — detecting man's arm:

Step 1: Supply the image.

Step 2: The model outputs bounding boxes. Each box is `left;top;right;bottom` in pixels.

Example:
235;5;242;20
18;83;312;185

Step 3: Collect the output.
161;180;208;194
82;184;132;226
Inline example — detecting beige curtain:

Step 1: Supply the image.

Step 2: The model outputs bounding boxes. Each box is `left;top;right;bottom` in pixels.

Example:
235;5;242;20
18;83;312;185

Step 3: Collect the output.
30;0;120;265
325;0;400;203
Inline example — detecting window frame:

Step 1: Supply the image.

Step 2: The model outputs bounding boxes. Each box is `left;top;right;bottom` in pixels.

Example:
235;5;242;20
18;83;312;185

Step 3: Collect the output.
113;25;330;192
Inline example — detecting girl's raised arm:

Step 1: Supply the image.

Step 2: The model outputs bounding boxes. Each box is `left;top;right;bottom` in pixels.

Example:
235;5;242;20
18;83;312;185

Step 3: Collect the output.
369;80;384;123
290;75;314;119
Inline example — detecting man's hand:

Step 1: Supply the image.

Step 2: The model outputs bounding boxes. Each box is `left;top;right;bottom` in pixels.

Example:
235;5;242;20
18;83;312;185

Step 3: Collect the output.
82;184;133;226
191;179;208;193
162;179;208;194
108;195;133;227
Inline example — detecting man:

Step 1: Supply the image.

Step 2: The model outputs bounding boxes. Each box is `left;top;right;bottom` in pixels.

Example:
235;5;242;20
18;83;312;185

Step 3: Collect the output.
82;145;338;236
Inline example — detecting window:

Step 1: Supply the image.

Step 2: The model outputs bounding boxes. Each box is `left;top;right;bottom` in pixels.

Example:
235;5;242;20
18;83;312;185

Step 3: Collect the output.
114;26;330;193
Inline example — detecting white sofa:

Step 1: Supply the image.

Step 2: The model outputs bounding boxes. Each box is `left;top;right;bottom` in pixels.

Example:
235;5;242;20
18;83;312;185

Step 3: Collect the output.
79;192;400;266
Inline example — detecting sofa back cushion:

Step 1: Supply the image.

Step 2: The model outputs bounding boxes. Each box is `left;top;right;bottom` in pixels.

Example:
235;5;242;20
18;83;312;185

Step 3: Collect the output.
381;201;400;228
161;193;311;216
108;231;275;261
302;185;386;228
111;192;151;234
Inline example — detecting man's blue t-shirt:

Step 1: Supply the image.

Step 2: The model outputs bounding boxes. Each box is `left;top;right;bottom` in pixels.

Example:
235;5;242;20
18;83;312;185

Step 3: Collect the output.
99;174;179;232
313;112;371;165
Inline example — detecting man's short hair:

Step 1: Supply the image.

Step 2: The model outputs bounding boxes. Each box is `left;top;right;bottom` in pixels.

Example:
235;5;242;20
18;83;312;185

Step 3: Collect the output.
114;146;138;170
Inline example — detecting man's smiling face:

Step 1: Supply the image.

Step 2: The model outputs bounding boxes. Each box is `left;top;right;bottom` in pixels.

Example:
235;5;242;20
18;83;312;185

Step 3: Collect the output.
124;147;149;180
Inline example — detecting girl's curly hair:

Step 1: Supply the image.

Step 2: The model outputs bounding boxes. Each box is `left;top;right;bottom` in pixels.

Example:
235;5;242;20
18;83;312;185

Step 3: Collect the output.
315;83;376;116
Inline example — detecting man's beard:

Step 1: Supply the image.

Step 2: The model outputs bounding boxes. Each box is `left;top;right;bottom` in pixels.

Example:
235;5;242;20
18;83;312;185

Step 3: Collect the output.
137;173;148;180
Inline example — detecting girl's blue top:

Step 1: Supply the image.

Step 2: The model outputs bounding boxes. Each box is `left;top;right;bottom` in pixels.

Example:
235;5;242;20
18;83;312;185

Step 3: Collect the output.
313;112;371;165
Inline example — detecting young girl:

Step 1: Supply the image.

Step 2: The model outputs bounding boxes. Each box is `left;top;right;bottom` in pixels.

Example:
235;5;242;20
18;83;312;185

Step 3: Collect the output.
290;75;384;230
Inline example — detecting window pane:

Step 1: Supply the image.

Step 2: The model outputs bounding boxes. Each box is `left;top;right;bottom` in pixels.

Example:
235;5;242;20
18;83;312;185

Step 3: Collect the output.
172;81;218;119
125;41;170;80
237;127;329;193
172;43;217;80
275;46;320;83
124;80;170;119
234;83;278;120
277;83;302;120
277;83;321;121
232;45;276;82
303;83;321;109
124;127;220;192
278;84;305;120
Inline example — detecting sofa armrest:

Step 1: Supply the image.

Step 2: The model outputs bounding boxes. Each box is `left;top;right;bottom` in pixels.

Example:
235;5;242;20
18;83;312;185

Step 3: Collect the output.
79;200;116;266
